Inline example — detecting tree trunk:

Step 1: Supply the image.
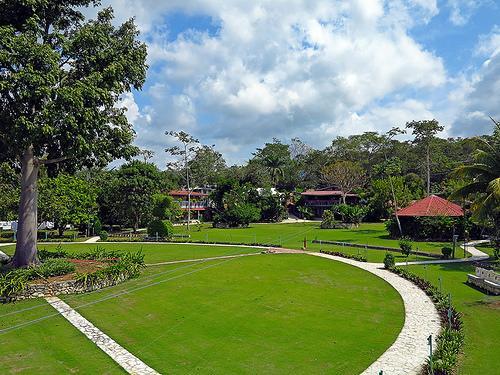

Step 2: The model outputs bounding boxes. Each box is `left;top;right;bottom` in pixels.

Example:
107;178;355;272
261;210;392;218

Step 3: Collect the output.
426;144;431;196
12;146;40;267
342;193;346;204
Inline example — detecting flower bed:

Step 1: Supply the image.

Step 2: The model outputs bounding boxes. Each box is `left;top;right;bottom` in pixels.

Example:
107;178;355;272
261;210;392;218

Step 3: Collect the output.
388;266;464;375
319;249;367;262
0;247;144;302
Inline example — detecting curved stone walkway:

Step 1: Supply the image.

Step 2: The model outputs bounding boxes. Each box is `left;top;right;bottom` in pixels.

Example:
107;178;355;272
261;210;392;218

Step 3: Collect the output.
310;252;441;375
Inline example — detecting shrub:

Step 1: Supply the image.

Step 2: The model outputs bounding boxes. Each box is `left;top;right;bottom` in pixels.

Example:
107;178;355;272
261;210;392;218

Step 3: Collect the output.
331;204;368;225
384;253;395;269
147;219;174;238
32;258;76;278
319;249;367;262
441;247;453;259
399;236;413;257
320;209;337;229
93;218;102;235
99;230;108;241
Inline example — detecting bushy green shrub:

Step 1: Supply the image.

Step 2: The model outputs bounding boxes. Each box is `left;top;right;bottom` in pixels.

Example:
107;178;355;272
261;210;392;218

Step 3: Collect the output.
147;219;174;238
320;209;337;229
441;247;453;259
99;230;108;241
330;204;368;225
399;236;413;257
93;218;102;235
33;258;76;278
319;249;367;262
384;253;395;269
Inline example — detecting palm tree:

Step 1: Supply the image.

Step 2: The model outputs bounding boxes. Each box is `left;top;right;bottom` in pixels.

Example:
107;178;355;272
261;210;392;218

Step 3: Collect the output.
263;155;286;187
451;118;500;248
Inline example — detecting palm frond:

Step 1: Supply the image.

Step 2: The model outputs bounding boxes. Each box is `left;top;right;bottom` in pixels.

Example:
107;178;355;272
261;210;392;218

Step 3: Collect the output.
449;181;488;200
487;178;500;200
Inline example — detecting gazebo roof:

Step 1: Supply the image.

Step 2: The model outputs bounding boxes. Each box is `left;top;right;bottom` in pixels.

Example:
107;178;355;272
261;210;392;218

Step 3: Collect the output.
396;195;464;217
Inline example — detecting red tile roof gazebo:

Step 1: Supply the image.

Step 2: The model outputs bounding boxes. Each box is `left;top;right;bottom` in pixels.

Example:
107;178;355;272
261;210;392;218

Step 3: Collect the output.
396;195;464;217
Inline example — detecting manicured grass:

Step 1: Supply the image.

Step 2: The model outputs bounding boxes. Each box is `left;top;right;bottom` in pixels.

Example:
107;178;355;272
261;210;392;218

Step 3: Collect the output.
404;263;500;374
0;299;122;374
173;222;453;256
59;254;404;374
308;242;435;263
0;243;262;264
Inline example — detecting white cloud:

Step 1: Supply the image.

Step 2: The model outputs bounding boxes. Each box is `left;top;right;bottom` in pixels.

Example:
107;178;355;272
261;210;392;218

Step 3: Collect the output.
447;0;481;26
476;25;500;57
449;25;500;135
91;0;450;163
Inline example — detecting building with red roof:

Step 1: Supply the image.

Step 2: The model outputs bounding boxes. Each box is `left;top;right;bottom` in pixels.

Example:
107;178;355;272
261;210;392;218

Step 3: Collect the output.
169;190;209;220
392;195;465;241
396;195;464;217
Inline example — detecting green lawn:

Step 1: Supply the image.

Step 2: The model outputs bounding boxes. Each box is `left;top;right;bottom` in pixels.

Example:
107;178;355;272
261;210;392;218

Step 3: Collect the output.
172;222;452;256
0;243;262;264
62;254;403;374
404;263;500;374
0;298;123;374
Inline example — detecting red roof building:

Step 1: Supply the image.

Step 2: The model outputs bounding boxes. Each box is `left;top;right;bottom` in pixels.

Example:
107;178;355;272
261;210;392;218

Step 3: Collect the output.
396;195;464;217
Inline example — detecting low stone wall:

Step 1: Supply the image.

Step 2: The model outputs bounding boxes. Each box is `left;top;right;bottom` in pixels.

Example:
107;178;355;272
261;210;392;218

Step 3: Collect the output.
312;239;441;258
12;274;128;301
467;267;500;295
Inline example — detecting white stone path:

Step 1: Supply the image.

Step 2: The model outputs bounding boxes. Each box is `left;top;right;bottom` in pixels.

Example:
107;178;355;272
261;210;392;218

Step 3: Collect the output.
45;296;160;375
310;252;441;375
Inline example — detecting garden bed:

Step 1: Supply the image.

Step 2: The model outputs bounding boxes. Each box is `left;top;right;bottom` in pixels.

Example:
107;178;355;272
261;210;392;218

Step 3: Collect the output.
0;247;144;302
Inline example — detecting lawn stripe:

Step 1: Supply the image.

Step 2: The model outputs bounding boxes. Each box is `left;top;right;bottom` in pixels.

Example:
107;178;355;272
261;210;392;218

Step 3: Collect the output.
146;251;261;266
46;296;159;375
0;258;235;335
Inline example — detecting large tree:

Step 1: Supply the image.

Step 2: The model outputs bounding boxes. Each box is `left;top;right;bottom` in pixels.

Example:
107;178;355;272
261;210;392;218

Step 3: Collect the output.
113;161;162;231
322;161;366;204
0;1;147;266
406;120;444;196
38;174;97;236
189;145;227;186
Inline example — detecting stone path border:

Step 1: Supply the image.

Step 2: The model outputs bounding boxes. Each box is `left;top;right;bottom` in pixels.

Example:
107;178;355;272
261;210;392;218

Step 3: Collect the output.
45;296;160;375
310;252;441;375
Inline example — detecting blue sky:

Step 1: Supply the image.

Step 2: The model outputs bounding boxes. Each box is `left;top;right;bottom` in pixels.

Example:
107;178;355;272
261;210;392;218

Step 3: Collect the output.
88;1;500;166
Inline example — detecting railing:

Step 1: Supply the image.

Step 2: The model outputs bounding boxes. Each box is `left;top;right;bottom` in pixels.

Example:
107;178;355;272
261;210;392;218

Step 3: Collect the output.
177;201;208;209
303;199;339;207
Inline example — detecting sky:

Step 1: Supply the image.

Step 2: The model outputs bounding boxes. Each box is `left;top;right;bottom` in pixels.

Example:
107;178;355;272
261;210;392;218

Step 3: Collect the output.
84;0;500;166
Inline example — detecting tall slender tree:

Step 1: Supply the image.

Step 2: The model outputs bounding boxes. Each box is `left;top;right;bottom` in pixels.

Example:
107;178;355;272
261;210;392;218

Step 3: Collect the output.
406;120;444;196
165;131;200;231
0;1;147;266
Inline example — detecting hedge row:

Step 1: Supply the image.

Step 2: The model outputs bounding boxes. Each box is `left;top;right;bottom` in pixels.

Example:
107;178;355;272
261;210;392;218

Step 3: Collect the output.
319;249;367;262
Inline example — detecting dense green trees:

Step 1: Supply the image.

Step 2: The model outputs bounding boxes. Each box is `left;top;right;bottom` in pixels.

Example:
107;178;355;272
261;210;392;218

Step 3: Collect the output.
38;174;97;236
0;1;147;266
451;120;500;245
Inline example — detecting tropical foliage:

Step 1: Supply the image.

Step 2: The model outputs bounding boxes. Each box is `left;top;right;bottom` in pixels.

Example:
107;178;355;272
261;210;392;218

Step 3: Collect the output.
451;120;500;246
